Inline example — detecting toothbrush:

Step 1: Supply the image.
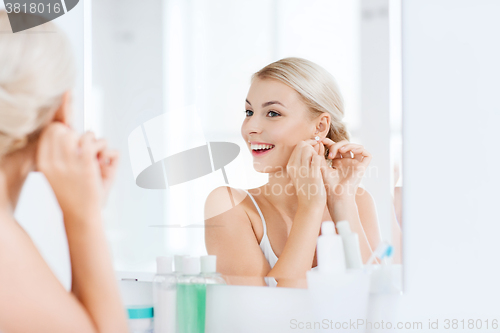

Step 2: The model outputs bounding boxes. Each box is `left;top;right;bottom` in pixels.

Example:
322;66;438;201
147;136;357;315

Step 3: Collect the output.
365;241;393;265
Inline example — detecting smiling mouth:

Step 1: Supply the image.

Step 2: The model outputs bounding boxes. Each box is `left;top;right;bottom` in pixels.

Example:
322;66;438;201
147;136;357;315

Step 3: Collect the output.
251;144;275;156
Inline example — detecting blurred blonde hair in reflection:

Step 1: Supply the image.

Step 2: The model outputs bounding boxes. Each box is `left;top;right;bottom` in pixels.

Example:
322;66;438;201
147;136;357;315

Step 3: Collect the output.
0;10;76;159
252;57;350;153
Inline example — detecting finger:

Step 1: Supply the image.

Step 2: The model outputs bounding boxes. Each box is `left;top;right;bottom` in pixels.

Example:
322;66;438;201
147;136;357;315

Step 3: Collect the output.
288;141;305;164
341;150;352;159
319;142;325;158
320;137;336;149
351;148;367;161
319;157;329;178
79;131;98;162
332;152;343;159
41;124;77;162
360;149;372;167
326;140;350;159
99;149;119;166
339;144;370;162
304;139;321;155
318;154;328;168
339;144;363;159
79;132;107;161
339;144;364;154
301;144;316;168
287;141;306;176
318;154;333;179
353;151;364;162
91;139;107;157
320;138;335;157
80;130;96;143
100;149;120;179
311;154;323;179
95;138;108;156
339;143;371;157
315;143;320;155
304;140;320;154
304;139;320;148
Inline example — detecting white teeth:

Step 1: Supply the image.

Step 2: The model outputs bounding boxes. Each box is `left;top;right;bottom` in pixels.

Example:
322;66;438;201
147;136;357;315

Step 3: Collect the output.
251;144;274;150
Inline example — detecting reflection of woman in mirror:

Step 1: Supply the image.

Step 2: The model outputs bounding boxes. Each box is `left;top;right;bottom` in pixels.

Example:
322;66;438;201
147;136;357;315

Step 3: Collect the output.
0;11;128;331
205;58;381;287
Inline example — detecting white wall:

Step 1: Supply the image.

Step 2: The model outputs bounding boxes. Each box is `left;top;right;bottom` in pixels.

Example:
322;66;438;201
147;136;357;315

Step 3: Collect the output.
359;0;392;242
368;0;500;331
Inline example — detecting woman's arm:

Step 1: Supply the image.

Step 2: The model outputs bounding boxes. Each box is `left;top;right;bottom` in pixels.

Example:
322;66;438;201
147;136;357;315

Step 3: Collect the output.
327;188;381;263
0;214;117;333
205;141;327;287
2;124;128;333
205;186;270;286
267;141;327;286
204;186;323;288
1;173;96;333
319;139;381;263
265;202;323;284
66;211;127;333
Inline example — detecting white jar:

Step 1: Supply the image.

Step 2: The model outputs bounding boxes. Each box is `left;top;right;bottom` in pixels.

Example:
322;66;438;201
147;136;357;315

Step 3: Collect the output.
127;305;154;333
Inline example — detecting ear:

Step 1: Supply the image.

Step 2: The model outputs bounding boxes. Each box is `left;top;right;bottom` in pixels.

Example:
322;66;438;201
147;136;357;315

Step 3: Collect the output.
52;91;72;126
314;113;331;137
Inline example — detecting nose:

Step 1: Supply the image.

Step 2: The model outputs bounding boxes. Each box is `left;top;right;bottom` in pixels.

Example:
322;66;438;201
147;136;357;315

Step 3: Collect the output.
241;114;263;140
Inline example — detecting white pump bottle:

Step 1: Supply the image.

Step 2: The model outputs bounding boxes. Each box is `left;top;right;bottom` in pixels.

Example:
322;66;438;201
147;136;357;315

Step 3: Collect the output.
316;221;346;274
336;220;364;269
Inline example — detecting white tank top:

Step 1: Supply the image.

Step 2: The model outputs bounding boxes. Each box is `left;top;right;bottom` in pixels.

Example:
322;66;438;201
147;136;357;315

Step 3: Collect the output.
245;190;278;287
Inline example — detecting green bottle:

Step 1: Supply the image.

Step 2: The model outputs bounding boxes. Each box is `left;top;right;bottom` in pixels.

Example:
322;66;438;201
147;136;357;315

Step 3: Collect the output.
176;256;206;333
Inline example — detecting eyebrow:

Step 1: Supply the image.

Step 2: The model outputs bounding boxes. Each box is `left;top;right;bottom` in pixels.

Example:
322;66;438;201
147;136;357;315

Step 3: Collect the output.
246;99;286;108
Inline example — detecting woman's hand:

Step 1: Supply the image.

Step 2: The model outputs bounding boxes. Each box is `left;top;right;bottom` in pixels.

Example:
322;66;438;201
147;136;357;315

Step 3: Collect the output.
36;124;117;220
97;145;120;207
318;138;372;201
286;140;326;207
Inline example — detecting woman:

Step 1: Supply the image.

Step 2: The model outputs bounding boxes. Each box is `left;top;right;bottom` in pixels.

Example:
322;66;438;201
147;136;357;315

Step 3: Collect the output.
0;11;128;332
205;57;381;288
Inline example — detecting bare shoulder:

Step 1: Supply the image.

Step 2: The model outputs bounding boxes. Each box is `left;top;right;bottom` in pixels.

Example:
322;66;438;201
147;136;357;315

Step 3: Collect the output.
355;187;376;210
354;187;381;249
0;214;26;252
204;186;271;276
0;216;51;287
0;216;86;332
354;187;378;224
204;186;249;221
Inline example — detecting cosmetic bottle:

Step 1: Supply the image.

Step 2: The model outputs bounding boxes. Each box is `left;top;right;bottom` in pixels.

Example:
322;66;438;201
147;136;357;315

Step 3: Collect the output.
335;221;363;270
174;255;189;278
307;222;370;323
127;305;154;333
317;221;346;274
177;257;206;333
200;255;226;285
153;256;177;333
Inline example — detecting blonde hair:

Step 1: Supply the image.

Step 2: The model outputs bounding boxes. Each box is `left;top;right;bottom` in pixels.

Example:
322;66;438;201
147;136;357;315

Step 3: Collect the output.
252;57;350;153
0;10;76;159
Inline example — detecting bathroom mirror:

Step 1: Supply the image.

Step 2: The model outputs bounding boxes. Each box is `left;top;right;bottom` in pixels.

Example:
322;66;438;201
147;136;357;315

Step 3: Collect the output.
89;0;402;291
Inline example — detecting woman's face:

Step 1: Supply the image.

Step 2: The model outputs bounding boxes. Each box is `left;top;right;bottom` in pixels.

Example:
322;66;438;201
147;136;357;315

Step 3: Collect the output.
241;78;316;173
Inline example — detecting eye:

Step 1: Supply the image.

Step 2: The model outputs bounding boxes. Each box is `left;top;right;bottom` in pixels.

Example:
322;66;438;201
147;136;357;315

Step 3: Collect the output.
267;110;280;117
245;110;254;117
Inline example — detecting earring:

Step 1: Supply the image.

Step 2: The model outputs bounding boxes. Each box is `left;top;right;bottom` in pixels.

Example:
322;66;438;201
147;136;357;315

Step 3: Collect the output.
314;136;320;141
